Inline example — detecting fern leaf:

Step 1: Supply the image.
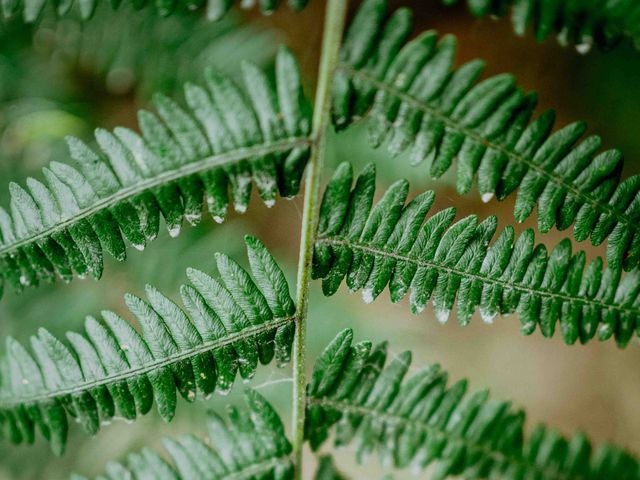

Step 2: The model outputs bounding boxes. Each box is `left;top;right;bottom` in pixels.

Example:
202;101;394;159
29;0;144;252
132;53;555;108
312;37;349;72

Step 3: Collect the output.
5;0;308;24
442;0;640;52
0;47;310;300
0;236;295;455
333;0;640;272
313;162;640;347
306;329;640;480
73;389;294;480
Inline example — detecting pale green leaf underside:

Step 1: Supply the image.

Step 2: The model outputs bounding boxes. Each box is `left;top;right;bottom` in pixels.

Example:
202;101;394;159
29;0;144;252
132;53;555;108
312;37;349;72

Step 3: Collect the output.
0;47;311;300
313;162;640;347
442;0;640;52
306;329;640;480
72;389;294;480
333;0;640;272
0;236;295;455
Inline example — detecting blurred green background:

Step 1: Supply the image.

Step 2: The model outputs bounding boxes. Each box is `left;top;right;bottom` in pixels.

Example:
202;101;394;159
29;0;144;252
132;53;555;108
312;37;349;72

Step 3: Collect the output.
1;1;640;478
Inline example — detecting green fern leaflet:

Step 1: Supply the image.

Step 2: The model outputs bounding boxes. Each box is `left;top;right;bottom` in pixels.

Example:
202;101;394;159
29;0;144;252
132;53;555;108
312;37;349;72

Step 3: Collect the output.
314;162;640;347
0;48;310;300
0;236;295;455
333;0;640;272
72;389;293;480
306;329;640;480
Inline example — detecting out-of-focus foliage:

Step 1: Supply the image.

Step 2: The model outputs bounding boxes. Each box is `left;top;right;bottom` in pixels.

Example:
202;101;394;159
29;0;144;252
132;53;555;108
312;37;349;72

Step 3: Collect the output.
442;0;640;53
314;455;348;480
31;6;279;99
0;7;279;204
1;0;308;25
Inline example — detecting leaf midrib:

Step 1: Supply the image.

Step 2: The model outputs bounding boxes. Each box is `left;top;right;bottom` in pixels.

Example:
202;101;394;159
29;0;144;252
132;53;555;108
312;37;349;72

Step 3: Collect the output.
224;455;292;480
317;237;640;317
307;397;579;480
0;315;296;407
339;64;631;233
0;138;311;256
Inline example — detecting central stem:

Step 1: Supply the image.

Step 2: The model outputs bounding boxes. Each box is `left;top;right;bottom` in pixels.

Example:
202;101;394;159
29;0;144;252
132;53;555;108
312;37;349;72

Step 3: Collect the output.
291;0;348;477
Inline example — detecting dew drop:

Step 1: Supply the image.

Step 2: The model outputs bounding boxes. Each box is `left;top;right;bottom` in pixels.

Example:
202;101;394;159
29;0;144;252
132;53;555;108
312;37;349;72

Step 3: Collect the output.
362;288;375;305
435;308;450;324
481;192;494;203
576;42;592;55
168;225;181;238
480;307;496;324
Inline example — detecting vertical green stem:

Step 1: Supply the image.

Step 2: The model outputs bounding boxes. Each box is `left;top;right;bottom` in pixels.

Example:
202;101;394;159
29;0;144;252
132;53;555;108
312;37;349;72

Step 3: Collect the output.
292;0;348;477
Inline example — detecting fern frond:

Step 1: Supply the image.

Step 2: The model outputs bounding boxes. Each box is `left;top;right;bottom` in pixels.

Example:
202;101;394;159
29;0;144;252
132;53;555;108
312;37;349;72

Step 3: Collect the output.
3;0;308;24
442;0;640;52
333;0;640;271
0;236;295;455
0;47;310;299
306;329;640;480
313;162;640;347
73;389;293;480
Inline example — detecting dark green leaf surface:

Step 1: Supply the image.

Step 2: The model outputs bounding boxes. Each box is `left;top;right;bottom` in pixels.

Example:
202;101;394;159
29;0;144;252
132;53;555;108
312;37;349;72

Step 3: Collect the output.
73;389;294;480
333;0;640;271
0;236;295;454
306;329;640;480
0;48;311;300
314;162;640;347
314;455;348;480
442;0;640;52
